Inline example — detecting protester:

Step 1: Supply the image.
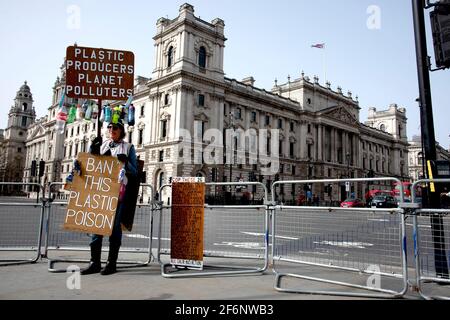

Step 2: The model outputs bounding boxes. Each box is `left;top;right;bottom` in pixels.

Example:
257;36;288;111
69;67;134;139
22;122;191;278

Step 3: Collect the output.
81;118;138;276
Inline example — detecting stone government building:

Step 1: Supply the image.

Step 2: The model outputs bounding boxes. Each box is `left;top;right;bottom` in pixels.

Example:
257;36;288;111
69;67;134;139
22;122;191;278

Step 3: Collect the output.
0;3;410;202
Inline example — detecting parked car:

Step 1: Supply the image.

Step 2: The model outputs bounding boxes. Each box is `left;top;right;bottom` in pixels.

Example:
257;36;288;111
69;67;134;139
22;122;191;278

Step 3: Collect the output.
370;195;398;208
340;198;365;208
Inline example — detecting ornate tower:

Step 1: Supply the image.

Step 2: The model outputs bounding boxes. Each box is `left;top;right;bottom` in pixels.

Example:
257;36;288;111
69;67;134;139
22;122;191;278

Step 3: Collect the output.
0;81;36;190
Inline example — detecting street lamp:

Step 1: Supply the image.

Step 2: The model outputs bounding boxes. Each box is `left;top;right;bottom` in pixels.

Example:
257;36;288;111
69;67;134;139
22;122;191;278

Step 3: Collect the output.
346;152;351;199
226;111;235;203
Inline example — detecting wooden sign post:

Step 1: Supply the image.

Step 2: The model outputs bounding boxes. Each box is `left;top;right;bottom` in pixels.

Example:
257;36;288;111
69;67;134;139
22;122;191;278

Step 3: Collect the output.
170;177;205;270
63;153;122;236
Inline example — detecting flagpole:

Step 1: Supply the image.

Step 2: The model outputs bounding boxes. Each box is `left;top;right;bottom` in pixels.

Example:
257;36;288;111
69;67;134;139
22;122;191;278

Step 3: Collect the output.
323;47;327;83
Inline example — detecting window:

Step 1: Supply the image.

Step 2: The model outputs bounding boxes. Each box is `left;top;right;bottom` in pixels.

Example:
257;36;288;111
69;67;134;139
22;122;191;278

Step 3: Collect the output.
21;117;27;127
138;129;143;145
77;126;80;135
235;108;242;120
211;168;217;182
19;131;23;136
265;115;270;126
290;142;295;158
159;150;164;162
199;46;206;68
307;124;312;133
140;105;145;116
194;120;204;141
198;94;205;107
251;111;257;122
279;141;283;156
292;165;296;175
278;119;283;129
18;148;22;153
128;131;133;143
70;128;74;137
164;94;170;105
22;103;28;111
74;144;78;156
158;172;165;190
267;137;271;155
81;141;85;152
308;144;312;159
167;46;174;68
161;120;167;139
69;145;72;158
290;122;294;132
380;124;386;132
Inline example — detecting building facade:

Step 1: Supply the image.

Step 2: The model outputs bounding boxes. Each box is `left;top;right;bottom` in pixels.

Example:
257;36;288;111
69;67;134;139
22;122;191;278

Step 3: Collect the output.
408;135;450;181
15;3;409;203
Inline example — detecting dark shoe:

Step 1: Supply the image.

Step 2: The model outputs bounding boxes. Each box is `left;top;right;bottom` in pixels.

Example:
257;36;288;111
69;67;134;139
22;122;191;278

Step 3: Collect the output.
81;261;102;275
101;261;117;275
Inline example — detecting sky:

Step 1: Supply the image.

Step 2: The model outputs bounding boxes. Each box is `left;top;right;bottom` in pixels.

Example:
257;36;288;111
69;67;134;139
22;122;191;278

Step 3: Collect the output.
0;0;449;147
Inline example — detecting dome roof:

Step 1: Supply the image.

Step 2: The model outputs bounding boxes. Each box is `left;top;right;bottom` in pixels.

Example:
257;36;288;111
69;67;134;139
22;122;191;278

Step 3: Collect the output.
19;81;31;92
16;81;32;100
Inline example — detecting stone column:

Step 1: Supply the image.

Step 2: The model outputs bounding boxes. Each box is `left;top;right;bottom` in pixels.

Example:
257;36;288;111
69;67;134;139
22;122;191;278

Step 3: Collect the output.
317;125;323;161
299;122;308;159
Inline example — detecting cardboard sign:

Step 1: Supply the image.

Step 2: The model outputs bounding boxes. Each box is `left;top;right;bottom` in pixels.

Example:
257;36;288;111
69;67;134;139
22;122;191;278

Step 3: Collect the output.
170;177;205;269
64;153;122;236
65;45;134;100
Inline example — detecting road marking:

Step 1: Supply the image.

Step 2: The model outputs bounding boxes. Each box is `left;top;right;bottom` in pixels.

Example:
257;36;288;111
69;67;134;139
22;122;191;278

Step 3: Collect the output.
124;234;171;241
214;242;264;250
368;219;390;222
405;223;431;229
241;231;299;240
313;241;374;249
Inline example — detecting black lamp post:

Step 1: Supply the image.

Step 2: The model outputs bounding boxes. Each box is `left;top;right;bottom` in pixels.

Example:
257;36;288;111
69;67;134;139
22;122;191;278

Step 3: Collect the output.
346;152;351;199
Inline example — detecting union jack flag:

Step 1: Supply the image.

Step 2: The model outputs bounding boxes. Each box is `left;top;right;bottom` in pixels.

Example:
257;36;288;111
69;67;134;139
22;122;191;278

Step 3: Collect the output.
311;43;325;49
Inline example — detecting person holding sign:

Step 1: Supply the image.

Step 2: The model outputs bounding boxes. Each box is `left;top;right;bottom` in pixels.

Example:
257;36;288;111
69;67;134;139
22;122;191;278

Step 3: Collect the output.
81;118;138;275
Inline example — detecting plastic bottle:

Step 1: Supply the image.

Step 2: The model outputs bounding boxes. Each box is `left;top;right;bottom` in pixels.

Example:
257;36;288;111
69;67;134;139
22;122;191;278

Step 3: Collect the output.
85;102;93;121
91;103;99;122
55;105;68;135
128;104;135;126
99;105;105;123
121;105;128;125
118;167;127;202
67;105;77;124
76;104;83;121
112;106;121;124
104;104;112;123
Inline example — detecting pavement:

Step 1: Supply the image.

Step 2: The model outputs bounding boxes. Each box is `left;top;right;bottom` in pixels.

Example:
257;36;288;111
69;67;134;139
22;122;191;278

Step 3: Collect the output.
0;250;442;301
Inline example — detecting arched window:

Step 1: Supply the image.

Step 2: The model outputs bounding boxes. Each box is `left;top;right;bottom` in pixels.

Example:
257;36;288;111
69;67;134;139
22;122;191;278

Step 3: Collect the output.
199;46;206;68
167;46;174;68
379;124;386;132
22;103;28;111
158;171;165;190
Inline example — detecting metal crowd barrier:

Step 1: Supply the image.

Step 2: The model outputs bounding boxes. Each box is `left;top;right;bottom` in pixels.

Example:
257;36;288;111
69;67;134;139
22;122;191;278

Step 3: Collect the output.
0;182;44;266
44;182;155;273
411;179;450;300
271;178;409;298
157;182;270;278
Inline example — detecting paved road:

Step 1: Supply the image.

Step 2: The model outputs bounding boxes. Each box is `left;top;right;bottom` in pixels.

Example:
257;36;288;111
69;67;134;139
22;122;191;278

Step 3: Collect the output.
1;197;449;300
